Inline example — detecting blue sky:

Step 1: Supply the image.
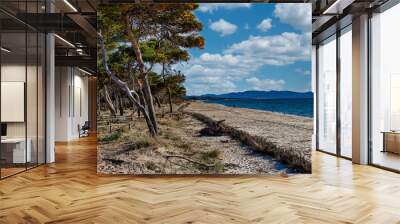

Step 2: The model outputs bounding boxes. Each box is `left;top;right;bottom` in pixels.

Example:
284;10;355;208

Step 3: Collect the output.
175;3;312;95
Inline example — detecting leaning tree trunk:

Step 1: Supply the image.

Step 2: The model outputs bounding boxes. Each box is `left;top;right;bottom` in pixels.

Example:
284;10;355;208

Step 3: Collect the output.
97;93;101;117
142;76;158;129
104;85;116;116
138;90;146;118
125;15;158;134
133;74;148;118
167;87;173;113
161;63;173;114
117;92;124;116
99;36;157;136
154;95;161;108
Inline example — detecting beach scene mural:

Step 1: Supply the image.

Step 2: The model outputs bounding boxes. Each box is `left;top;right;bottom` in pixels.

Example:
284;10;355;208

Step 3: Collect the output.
97;3;312;175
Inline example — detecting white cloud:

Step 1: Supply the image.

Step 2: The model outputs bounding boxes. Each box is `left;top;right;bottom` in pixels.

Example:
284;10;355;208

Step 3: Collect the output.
295;68;311;75
198;3;251;13
274;4;311;31
209;19;237;36
257;18;272;32
185;76;237;95
244;23;250;30
225;32;311;66
175;32;310;95
199;53;239;65
181;53;250;79
245;77;285;91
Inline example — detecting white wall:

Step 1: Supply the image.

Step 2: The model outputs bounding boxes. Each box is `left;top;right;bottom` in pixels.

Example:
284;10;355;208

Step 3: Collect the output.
1;63;46;164
54;67;89;141
1;65;26;138
72;73;89;138
55;66;69;141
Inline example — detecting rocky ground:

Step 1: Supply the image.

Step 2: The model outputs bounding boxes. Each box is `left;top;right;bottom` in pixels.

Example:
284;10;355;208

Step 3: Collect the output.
97;102;307;175
185;101;313;172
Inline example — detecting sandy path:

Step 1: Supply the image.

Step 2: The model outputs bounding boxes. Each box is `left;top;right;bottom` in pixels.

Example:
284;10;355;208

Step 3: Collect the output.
185;101;313;172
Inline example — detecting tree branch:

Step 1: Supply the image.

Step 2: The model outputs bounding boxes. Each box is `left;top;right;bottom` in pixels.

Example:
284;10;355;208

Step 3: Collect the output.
99;34;157;136
99;35;147;116
125;15;147;78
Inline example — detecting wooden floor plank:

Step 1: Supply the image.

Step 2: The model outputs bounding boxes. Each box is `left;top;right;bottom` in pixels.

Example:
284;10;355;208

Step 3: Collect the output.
0;135;400;223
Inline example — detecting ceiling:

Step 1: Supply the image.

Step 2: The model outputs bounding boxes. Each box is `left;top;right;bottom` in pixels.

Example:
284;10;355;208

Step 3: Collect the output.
311;0;390;43
0;0;97;73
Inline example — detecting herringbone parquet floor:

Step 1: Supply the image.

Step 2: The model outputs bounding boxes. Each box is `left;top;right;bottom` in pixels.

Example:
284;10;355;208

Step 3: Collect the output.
1;136;400;224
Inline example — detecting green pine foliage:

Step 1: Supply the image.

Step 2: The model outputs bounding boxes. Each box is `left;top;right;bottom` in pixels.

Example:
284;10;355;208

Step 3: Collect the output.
98;3;205;135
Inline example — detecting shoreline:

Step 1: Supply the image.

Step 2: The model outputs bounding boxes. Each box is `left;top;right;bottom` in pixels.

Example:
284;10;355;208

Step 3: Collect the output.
184;101;313;172
195;98;314;119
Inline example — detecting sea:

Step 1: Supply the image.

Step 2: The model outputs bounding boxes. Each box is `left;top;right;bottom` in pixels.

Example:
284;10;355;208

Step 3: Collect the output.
203;98;314;118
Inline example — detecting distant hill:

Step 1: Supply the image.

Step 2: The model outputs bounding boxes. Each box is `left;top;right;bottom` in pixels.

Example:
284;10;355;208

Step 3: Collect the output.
187;90;313;100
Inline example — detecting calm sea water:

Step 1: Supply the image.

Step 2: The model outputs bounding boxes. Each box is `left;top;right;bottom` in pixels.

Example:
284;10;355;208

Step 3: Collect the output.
203;98;314;118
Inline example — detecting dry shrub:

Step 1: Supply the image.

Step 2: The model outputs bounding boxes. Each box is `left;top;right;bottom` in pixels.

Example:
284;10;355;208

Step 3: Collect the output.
200;149;221;163
98;130;122;143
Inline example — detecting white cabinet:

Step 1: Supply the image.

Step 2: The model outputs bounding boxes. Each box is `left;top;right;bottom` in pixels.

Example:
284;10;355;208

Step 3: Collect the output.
1;138;32;163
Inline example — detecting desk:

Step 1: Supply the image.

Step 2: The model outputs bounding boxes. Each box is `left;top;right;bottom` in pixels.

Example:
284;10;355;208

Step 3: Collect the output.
382;131;400;154
1;138;31;163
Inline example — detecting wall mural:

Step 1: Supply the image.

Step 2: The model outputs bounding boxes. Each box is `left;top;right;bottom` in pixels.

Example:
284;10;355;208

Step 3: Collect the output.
97;3;313;175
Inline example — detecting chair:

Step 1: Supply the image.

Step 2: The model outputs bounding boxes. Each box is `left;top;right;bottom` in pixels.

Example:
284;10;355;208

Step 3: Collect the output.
79;121;90;138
